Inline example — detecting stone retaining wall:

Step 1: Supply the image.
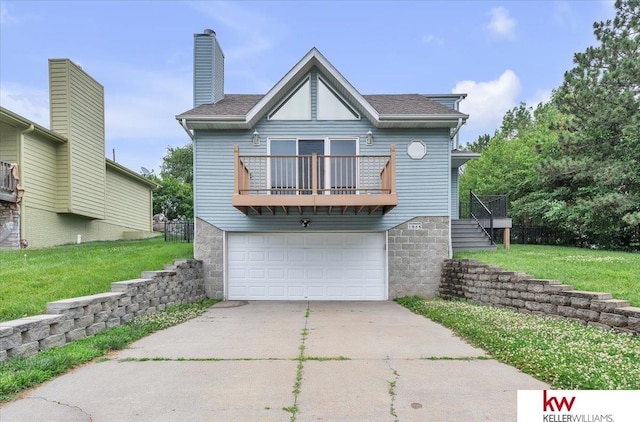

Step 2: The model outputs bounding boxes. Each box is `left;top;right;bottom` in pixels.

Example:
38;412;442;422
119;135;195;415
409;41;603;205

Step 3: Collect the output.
440;259;640;335
0;259;205;362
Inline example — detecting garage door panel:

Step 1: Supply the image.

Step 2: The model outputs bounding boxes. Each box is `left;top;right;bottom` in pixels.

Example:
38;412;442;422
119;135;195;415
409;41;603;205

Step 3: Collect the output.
228;233;386;301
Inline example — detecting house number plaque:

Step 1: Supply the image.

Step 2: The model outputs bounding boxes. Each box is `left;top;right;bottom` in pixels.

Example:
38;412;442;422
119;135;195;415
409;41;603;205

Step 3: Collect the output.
408;222;423;230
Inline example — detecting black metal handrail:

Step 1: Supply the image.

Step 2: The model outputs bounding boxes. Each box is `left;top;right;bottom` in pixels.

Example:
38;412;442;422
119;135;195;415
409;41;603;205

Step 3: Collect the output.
469;190;494;245
459;195;508;220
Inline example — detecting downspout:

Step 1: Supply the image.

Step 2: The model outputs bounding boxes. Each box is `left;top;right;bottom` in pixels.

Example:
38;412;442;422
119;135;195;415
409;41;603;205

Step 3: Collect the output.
179;118;195;141
450;118;464;150
18;124;35;246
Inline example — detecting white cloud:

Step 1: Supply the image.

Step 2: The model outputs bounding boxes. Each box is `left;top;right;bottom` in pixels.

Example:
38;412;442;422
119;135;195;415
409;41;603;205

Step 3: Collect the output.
486;7;516;41
422;34;443;45
0;3;19;25
453;70;521;136
554;1;577;27
526;89;553;108
189;1;279;64
0;83;49;127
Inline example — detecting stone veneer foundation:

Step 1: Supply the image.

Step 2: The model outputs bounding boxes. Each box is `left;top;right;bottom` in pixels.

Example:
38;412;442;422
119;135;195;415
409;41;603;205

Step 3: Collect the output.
194;218;224;298
388;216;449;299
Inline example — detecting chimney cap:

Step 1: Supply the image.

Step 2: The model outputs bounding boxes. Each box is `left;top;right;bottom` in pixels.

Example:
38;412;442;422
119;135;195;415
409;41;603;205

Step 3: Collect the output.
203;29;216;36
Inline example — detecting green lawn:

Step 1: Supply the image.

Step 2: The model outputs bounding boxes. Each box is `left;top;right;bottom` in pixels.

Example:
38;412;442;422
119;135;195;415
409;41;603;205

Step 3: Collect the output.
0;237;193;322
455;244;640;307
398;297;640;390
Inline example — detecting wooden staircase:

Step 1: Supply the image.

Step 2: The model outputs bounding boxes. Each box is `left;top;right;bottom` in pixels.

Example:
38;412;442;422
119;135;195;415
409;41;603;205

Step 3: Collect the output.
451;219;496;252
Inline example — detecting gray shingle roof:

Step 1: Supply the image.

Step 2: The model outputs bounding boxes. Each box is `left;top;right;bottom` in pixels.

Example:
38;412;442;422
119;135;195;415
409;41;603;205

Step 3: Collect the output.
363;94;464;116
178;93;464;119
177;94;264;117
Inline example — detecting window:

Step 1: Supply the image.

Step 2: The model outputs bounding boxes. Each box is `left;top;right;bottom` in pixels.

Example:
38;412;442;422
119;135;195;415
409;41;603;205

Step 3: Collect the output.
269;78;311;120
317;77;359;120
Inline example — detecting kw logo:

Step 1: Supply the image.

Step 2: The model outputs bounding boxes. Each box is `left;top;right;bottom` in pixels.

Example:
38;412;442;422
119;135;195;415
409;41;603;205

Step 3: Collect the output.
543;390;576;412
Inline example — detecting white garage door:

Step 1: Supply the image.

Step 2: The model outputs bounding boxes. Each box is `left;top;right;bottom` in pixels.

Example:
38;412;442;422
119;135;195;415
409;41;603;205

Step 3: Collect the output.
227;232;386;301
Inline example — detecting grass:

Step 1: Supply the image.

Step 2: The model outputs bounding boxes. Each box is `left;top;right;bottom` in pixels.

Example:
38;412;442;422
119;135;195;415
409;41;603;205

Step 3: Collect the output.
0;237;193;322
397;297;640;390
0;299;217;402
455;244;640;307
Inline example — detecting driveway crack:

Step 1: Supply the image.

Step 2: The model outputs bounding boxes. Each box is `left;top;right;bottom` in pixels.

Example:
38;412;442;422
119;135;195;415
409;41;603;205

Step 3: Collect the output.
385;359;400;422
283;301;310;421
29;396;93;421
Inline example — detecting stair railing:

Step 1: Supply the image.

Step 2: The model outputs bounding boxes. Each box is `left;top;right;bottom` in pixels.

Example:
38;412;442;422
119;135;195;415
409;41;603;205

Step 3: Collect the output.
469;190;494;245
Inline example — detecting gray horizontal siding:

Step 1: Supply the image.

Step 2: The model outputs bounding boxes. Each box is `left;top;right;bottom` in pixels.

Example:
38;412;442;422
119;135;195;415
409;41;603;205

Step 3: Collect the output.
194;68;451;232
195;122;450;232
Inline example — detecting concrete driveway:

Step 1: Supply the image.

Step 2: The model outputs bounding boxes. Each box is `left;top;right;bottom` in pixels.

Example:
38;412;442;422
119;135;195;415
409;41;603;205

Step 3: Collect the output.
1;301;547;421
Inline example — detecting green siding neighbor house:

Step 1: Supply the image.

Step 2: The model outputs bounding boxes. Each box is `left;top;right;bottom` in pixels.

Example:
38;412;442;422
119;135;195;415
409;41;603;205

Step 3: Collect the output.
177;31;481;301
0;59;157;249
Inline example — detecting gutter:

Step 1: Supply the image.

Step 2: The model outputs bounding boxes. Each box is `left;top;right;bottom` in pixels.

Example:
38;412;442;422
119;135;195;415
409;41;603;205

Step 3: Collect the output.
449;117;465;150
178;118;195;141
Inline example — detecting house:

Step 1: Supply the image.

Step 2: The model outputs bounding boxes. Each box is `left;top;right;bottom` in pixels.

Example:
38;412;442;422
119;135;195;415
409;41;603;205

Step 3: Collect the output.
0;59;157;249
177;30;485;301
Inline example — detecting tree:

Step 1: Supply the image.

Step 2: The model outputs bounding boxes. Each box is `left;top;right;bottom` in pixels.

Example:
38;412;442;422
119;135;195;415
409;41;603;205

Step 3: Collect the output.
460;102;562;225
150;142;194;220
464;134;492;153
542;0;640;248
160;143;193;184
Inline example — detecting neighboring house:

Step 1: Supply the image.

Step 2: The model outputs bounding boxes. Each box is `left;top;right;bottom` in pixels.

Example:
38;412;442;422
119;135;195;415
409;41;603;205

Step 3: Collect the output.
177;30;484;301
0;59;157;249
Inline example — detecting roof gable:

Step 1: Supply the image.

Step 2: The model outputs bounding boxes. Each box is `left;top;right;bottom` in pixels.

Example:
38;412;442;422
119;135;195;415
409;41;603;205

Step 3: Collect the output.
177;48;468;129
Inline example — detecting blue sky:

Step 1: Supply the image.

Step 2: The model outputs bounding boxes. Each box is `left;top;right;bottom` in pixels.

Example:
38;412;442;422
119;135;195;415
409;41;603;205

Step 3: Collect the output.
0;1;614;174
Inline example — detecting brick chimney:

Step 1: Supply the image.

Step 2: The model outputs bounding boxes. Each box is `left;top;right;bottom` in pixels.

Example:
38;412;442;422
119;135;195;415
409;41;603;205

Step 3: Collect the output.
193;29;225;107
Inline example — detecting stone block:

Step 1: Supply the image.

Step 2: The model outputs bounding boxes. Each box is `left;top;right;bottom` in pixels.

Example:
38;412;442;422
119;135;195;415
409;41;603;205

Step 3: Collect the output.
539;303;558;314
127;303;140;314
22;325;50;343
106;318;121;329
66;328;86;342
558;306;577;318
550;295;572;306
525;301;542;312
95;311;110;323
74;315;94;329
576;308;600;322
591;299;630;312
568;291;613;300
86;322;106;336
0;326;13;337
512;299;525;308
111;278;151;293
0;350;6;362
0;332;21;350
613;306;640;318
50;319;75;335
121;313;134;323
7;341;39;359
534;293;551;303
626;317;640;331
599;313;627;327
39;334;67;350
570;297;591;309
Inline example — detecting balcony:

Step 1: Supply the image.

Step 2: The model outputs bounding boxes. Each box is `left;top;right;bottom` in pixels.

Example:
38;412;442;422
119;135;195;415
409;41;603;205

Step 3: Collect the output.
232;145;397;215
0;161;18;203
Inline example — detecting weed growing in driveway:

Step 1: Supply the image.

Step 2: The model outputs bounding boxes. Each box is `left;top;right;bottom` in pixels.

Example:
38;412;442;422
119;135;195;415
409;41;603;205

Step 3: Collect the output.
397;297;640;389
283;303;311;421
386;365;400;421
0;299;217;402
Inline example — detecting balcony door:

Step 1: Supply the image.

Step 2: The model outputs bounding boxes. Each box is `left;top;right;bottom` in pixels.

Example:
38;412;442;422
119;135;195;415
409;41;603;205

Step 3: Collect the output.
269;138;357;195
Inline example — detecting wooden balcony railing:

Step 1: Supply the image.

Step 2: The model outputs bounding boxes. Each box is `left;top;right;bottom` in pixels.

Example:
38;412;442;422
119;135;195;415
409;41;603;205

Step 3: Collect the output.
232;145;397;215
0;161;19;203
